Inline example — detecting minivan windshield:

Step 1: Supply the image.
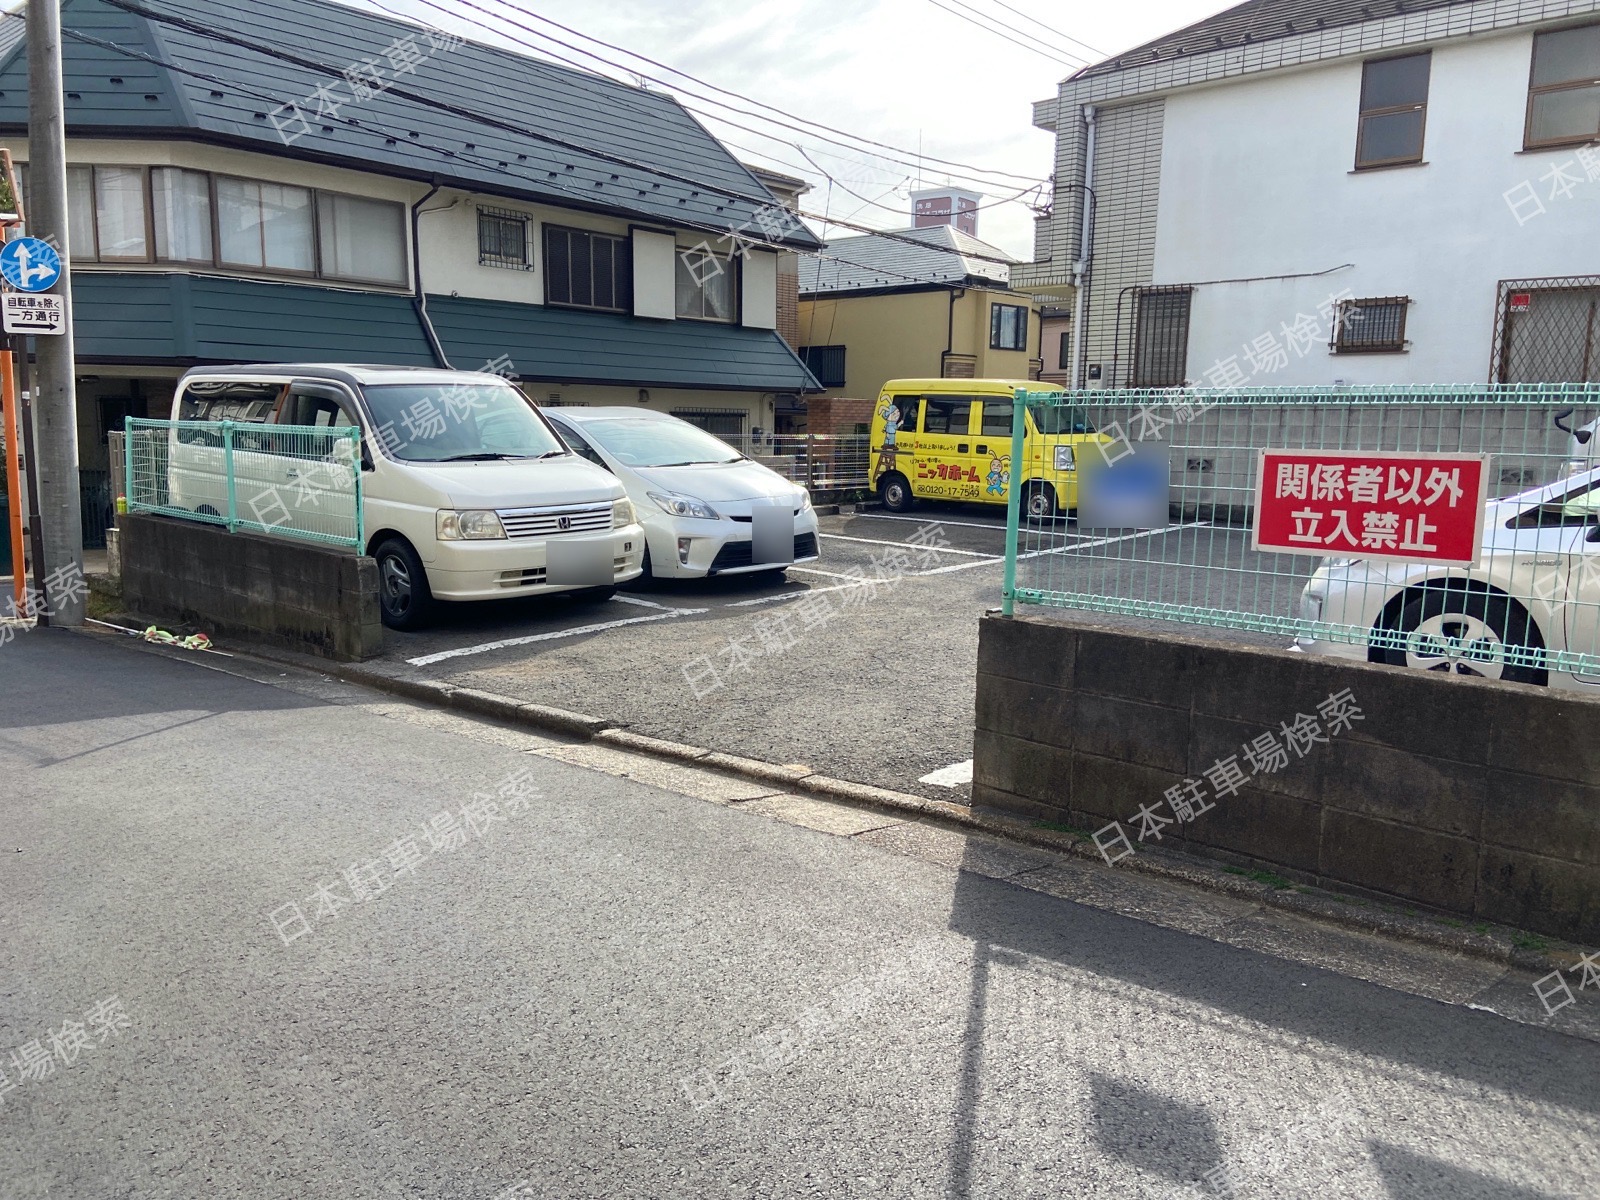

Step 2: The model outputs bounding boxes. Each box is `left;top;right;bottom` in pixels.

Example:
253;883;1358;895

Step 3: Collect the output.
1028;400;1096;435
362;382;565;462
574;418;743;468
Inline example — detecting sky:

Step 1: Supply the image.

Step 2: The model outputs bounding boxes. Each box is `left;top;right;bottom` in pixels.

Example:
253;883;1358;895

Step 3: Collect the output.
345;0;1236;260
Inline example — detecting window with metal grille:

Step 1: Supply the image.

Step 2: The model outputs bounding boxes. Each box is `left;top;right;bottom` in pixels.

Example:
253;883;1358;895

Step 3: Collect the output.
1333;297;1410;353
1355;52;1430;169
1526;22;1600;150
544;225;630;312
671;408;746;438
478;208;530;269
1130;287;1192;387
990;303;1028;350
799;345;846;388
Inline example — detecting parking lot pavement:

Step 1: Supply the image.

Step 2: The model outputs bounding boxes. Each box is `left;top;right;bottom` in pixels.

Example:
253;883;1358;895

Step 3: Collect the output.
374;505;1296;799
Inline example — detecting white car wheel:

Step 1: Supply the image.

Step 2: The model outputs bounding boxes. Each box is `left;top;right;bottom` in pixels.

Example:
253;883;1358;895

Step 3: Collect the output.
1403;613;1508;679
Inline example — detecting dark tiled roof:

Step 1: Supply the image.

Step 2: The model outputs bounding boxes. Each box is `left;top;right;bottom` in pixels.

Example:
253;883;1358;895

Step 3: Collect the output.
426;294;820;393
0;0;819;249
1077;0;1475;79
71;271;819;391
799;225;1014;296
73;272;439;364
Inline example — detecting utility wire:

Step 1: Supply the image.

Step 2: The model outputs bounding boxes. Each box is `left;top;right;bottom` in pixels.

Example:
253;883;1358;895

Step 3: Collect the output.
980;0;1106;58
922;0;1083;68
396;0;1048;198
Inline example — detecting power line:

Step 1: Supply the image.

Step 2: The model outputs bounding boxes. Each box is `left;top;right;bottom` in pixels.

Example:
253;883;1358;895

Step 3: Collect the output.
921;0;1084;68
981;0;1106;58
33;6;1029;269
403;0;1048;193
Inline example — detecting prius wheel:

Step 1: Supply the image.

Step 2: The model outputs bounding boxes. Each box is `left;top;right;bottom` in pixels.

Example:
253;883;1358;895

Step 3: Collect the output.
1378;585;1546;686
373;537;434;631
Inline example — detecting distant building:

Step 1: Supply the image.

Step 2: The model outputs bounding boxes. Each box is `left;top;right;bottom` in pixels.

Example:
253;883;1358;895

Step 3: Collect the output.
910;186;983;236
798;224;1041;406
1014;0;1600;388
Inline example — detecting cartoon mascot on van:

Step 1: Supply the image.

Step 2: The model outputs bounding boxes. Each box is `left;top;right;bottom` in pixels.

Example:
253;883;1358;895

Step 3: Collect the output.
985;453;1010;496
876;396;904;478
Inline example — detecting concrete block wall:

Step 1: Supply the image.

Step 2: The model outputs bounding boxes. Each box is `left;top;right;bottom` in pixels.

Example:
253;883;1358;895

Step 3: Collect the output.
121;514;381;662
974;612;1600;942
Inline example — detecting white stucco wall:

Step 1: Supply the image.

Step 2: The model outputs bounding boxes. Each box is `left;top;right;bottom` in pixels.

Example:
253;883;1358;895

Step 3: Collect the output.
1151;27;1600;385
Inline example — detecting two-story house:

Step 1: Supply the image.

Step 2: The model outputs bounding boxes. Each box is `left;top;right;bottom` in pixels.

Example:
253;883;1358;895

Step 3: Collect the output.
797;222;1042;410
1015;0;1600;389
0;0;821;540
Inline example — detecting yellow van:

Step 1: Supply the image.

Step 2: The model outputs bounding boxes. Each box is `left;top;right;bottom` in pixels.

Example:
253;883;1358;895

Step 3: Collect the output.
868;379;1101;519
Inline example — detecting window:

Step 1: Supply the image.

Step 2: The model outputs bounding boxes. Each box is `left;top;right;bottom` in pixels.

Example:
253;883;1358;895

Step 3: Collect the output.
1526;22;1600;149
1130;287;1192;387
922;397;973;435
675;246;735;321
1058;332;1072;371
545;225;630;312
799;345;846;388
478;207;530;269
978;400;1013;437
317;192;406;284
93;166;149;260
1333;296;1411;353
990;303;1027;351
152;168;213;264
217;177;314;273
1355;52;1431;168
64;165;95;259
671;408;746;438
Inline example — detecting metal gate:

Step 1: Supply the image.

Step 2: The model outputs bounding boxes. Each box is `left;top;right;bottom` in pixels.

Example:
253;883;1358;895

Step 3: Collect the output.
1492;276;1600;383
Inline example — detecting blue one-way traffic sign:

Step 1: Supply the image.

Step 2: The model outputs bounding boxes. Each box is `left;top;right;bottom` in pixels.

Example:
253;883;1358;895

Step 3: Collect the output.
0;236;62;292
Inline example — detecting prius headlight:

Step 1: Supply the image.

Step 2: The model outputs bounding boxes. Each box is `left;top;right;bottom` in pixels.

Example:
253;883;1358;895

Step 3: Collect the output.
647;491;719;520
436;509;506;540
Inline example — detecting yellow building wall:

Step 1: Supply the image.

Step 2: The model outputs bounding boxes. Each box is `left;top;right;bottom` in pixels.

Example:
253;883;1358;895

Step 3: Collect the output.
799;287;1041;401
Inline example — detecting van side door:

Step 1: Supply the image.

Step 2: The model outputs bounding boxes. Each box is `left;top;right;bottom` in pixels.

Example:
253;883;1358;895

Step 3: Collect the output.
914;395;981;501
258;382;366;541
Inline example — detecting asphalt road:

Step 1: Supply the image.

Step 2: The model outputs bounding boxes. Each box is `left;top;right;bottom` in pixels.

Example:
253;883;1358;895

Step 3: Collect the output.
1;630;1596;1198
368;505;1303;800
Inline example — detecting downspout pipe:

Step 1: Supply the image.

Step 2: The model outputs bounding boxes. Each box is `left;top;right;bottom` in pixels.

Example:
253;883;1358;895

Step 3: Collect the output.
411;180;452;369
1069;104;1098;390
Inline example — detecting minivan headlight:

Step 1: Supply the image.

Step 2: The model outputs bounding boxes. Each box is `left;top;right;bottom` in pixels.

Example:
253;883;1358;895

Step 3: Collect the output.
797;489;813;512
436;509;506;540
612;497;637;528
1054;445;1076;472
647;491;718;520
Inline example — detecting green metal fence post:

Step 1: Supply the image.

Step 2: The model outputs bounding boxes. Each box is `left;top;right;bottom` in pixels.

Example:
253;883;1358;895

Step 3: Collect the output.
1001;386;1027;617
223;420;238;532
349;427;364;548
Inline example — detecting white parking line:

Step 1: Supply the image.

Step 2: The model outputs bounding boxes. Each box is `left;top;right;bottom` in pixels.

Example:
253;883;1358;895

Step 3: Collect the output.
919;759;974;787
789;565;866;580
613;595;682;611
850;512;1019;533
406;607;707;666
910;522;1209;577
819;532;999;558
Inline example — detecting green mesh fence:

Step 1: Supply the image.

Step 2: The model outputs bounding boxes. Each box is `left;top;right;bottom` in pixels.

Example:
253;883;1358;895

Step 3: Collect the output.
125;418;364;550
1001;384;1600;685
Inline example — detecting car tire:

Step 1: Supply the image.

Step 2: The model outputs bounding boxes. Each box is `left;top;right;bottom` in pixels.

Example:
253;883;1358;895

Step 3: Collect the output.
572;586;616;603
373;537;434;631
1378;584;1547;686
879;473;914;512
1024;482;1057;522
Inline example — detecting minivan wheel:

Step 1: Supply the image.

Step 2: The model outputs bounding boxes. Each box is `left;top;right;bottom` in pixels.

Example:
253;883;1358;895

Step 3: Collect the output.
1377;585;1546;686
879;473;914;512
1025;482;1058;522
373;537;434;631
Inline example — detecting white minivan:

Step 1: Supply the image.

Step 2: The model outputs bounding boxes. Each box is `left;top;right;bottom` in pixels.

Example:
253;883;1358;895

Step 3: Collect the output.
167;364;644;629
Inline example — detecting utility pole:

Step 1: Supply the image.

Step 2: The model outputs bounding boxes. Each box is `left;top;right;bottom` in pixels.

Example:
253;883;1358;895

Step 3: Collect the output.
26;0;83;624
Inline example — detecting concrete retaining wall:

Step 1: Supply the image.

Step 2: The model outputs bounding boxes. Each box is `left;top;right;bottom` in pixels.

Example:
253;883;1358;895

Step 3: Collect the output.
121;514;381;662
974;612;1600;942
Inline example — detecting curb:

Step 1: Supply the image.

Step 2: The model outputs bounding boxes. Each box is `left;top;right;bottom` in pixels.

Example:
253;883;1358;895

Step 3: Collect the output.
89;625;1582;977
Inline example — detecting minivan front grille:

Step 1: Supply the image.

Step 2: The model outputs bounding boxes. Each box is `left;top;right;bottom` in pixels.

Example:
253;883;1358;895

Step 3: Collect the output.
497;503;611;539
